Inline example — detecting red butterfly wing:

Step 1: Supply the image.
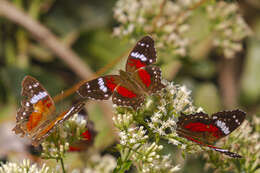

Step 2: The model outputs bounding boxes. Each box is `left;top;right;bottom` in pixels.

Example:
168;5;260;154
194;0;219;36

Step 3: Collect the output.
126;36;157;73
177;112;221;144
77;75;121;100
133;65;165;94
112;84;144;110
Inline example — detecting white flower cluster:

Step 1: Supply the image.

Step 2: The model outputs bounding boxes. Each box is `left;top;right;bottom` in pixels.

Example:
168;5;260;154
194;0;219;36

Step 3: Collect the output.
41;142;69;159
161;80;201;114
118;126;148;146
113;0;251;59
0;160;54;173
147;80;200;136
113;0;197;56
112;111;133;129
206;1;251;58
83;154;116;173
115;124;179;173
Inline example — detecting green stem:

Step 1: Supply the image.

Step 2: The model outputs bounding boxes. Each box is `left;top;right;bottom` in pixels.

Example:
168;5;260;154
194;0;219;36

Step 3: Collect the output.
59;157;66;173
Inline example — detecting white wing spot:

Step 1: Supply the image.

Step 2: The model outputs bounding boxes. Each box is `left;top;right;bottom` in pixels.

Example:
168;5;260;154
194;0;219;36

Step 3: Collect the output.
212;116;217;119
130;52;147;62
28;85;32;89
33;83;39;88
26;102;30;107
98;78;108;93
30;91;48;104
216;120;230;134
149;59;153;63
233;115;236;118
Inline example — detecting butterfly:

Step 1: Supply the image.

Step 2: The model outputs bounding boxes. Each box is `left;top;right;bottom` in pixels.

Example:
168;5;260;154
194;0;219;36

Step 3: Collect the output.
13;75;85;146
177;109;246;158
77;36;165;110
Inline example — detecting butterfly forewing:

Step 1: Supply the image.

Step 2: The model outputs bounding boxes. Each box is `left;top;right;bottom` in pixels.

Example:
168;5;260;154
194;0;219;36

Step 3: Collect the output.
211;109;246;136
77;75;121;100
13;76;55;137
126;36;156;73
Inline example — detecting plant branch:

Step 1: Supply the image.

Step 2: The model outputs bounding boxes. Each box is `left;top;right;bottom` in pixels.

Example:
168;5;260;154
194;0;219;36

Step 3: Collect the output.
0;0;92;79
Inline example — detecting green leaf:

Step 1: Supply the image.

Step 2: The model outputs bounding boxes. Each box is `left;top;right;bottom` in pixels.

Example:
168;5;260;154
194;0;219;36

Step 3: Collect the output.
113;158;132;173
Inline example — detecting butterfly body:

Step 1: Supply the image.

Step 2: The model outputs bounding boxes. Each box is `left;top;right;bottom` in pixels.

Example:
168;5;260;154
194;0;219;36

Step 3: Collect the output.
177;110;246;158
77;36;165;110
13;76;85;146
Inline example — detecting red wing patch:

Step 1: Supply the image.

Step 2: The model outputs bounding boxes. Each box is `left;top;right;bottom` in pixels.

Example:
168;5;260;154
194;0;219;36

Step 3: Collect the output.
127;58;146;70
112;88;144;110
134;65;165;93
126;36;156;73
13;75;84;146
184;122;221;138
116;86;137;98
177;110;246;158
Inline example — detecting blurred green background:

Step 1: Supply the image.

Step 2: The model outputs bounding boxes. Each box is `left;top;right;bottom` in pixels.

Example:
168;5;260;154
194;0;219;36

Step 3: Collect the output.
0;0;259;172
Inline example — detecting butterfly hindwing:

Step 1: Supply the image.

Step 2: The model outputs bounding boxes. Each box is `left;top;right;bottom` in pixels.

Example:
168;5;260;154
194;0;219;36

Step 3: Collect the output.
112;87;145;110
177;112;221;144
212;147;242;158
77;75;121;100
31;101;85;146
133;65;165;94
126;36;157;73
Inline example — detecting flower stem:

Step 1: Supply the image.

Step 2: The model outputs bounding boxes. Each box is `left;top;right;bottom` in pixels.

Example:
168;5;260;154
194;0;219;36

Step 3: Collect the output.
59;157;66;173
